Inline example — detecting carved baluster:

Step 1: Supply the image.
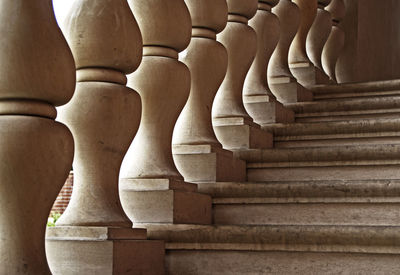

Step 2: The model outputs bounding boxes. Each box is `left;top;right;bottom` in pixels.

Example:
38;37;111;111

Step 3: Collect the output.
268;0;313;103
306;0;332;74
213;0;273;150
244;0;295;125
45;1;164;273
322;0;345;82
0;1;75;273
172;0;246;183
120;0;211;224
289;0;331;86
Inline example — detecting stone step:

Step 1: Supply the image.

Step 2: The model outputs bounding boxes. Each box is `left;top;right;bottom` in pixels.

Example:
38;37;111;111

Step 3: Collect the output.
264;118;400;138
286;95;400;115
295;108;400;123
236;143;400;165
143;224;400;274
197;180;400;226
310;79;400;100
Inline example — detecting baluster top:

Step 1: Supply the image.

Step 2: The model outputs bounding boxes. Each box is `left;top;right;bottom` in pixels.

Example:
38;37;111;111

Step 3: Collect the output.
184;0;228;34
129;0;192;53
226;0;258;19
64;0;142;74
326;0;345;22
318;0;332;8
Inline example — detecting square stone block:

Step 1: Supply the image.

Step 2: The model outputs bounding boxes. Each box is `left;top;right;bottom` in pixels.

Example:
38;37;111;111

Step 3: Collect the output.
120;189;212;225
46;226;165;275
269;77;313;103
213;117;273;150
173;144;246;183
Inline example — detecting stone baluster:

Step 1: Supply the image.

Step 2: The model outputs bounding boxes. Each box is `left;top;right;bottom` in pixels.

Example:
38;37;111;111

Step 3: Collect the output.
306;0;332;74
45;1;164;273
268;0;313;103
120;0;211;225
243;0;295;125
213;0;273;150
289;0;330;86
172;0;246;183
0;1;75;273
322;0;346;82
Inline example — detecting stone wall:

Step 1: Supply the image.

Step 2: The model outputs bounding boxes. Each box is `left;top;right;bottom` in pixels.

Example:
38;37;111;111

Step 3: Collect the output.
337;0;400;83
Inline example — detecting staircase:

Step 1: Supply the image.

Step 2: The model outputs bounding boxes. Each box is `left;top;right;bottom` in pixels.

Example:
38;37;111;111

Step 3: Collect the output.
142;80;400;274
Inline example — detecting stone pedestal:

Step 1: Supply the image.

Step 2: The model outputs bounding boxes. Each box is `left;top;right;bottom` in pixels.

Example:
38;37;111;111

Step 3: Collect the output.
46;227;164;275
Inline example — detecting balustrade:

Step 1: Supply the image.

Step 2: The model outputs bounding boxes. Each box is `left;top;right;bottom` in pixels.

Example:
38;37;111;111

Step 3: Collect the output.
244;0;295;125
0;1;75;273
172;0;246;183
119;0;211;224
45;1;164;273
213;0;273;150
268;0;313;103
322;0;345;82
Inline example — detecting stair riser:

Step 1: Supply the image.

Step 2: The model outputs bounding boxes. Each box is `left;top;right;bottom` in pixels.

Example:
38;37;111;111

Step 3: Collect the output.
248;165;400;181
166;250;400;275
213;203;400;226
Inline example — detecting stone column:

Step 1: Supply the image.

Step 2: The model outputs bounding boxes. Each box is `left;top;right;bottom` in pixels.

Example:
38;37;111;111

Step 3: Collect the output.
0;1;75;273
213;0;274;150
322;0;346;82
244;0;295;125
45;1;165;274
306;0;332;75
268;0;314;103
289;0;331;86
172;0;246;183
120;0;212;225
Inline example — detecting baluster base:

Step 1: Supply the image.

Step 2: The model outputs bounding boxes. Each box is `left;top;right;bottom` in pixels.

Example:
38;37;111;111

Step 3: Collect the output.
244;95;295;125
46;226;164;275
173;144;246;183
269;77;314;103
213;117;274;150
290;62;332;87
120;179;212;225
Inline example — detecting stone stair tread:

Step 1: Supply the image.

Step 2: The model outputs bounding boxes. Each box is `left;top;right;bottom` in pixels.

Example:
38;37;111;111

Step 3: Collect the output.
142;223;400;254
264;117;400;137
236;143;400;164
286;96;400;114
310;79;400;95
197;180;400;199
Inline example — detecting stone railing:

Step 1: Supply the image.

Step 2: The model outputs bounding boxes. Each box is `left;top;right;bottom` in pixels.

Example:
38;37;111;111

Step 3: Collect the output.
0;0;345;273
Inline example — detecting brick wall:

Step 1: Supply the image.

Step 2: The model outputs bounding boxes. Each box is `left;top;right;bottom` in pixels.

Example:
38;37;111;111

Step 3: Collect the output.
51;171;74;215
